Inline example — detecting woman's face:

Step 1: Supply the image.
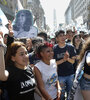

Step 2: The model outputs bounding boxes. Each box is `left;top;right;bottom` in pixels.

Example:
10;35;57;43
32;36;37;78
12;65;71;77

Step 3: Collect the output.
19;12;26;25
4;34;8;44
11;46;29;69
75;35;81;44
26;39;32;51
66;31;73;40
40;47;54;61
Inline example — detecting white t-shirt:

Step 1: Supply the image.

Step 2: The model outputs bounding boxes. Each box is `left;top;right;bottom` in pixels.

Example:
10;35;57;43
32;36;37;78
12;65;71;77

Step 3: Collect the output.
35;59;58;99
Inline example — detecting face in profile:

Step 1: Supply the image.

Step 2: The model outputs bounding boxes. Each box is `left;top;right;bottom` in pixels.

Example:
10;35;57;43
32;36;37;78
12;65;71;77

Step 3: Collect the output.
41;47;54;60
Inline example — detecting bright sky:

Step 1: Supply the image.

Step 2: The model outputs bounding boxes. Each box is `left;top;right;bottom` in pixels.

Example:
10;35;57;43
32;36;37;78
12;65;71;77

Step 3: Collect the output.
40;0;71;31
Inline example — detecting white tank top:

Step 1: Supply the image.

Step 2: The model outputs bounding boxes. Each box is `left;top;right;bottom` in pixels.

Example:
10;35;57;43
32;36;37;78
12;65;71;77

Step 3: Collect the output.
35;59;58;99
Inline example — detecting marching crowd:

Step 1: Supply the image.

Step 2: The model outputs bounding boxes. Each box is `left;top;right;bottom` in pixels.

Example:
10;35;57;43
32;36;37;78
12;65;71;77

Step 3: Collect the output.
0;19;90;100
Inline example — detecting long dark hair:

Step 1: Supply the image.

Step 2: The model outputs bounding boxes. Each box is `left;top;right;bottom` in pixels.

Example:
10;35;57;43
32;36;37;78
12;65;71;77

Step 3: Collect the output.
72;34;81;47
5;41;25;67
79;37;90;62
13;10;33;31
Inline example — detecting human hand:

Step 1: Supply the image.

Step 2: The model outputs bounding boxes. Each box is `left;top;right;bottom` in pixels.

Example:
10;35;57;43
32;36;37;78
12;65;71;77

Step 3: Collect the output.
0;34;4;45
76;55;80;60
8;20;13;37
0;30;3;37
63;51;69;61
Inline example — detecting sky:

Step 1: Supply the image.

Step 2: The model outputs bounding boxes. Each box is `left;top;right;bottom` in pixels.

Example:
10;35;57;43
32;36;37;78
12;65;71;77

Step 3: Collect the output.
40;0;71;31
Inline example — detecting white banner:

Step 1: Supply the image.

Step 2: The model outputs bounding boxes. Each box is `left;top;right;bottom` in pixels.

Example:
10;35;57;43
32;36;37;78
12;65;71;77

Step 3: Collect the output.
13;10;38;38
0;8;8;26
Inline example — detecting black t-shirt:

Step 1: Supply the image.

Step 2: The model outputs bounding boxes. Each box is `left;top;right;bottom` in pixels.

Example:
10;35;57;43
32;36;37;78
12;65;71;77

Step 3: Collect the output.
53;44;76;76
1;65;36;100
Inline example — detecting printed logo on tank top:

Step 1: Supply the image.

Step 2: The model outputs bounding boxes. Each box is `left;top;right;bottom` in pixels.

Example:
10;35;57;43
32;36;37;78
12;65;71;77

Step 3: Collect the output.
46;73;57;86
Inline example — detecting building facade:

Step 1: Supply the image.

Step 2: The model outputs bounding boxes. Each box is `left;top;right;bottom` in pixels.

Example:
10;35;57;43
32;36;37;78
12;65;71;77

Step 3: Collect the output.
27;0;46;32
74;0;88;24
87;0;90;29
65;0;90;30
0;0;27;21
65;6;72;25
0;0;14;21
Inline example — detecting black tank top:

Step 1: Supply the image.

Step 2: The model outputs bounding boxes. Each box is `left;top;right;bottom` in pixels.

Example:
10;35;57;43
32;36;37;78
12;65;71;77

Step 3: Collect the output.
84;52;90;75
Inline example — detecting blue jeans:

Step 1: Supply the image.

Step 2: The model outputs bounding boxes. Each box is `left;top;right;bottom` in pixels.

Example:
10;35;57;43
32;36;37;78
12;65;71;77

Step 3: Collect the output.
80;76;90;90
58;74;74;100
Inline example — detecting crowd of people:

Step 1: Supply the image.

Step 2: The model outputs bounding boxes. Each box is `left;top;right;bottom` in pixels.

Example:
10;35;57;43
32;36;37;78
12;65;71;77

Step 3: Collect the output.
0;18;90;100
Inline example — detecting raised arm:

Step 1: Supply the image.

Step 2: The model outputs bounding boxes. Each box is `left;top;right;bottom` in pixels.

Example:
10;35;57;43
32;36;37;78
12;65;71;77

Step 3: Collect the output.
0;34;9;81
7;20;14;47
